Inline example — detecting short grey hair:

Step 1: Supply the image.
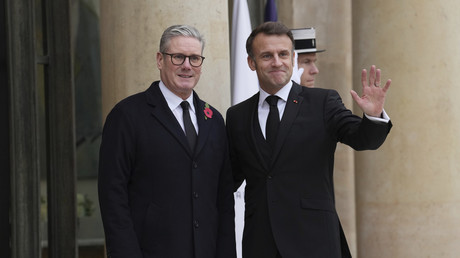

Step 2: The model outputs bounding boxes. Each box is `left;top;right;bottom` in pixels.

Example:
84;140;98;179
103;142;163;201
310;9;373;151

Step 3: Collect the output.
159;25;205;53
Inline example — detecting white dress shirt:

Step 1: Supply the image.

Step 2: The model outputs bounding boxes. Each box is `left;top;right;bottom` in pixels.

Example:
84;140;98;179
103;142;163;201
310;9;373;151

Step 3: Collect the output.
258;81;293;139
159;81;198;134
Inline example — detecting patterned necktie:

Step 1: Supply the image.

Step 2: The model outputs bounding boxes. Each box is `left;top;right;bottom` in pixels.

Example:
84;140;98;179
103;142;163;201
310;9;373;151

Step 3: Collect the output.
180;101;197;151
265;95;280;148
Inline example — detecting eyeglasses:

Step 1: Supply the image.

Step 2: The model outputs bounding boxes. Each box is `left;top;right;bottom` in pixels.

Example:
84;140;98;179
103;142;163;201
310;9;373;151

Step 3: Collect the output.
162;52;205;67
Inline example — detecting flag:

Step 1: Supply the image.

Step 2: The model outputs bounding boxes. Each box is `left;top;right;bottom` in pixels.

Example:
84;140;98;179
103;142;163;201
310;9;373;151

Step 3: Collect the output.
231;1;258;257
264;0;278;22
231;0;259;106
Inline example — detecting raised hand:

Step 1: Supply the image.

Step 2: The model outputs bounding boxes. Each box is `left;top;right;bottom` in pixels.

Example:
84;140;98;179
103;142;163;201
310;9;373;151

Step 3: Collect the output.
350;65;391;117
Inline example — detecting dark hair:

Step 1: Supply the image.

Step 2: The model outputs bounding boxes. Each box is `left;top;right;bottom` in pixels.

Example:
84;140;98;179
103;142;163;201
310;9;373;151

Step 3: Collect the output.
246;21;294;58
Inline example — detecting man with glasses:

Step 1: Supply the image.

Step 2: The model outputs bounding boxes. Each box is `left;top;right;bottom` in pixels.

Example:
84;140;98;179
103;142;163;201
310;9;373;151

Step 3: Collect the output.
98;25;236;258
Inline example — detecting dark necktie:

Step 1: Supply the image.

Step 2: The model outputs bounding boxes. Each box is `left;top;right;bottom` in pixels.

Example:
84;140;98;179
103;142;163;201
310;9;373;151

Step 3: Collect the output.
180;101;197;151
265;95;280;147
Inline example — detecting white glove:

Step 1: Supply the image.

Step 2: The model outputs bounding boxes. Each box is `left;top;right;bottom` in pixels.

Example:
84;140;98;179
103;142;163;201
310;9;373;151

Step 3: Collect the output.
290;51;304;84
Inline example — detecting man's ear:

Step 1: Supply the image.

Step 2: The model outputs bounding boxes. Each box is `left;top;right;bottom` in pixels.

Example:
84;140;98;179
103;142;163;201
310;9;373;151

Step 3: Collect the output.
292;51;296;66
247;56;256;71
156;52;163;69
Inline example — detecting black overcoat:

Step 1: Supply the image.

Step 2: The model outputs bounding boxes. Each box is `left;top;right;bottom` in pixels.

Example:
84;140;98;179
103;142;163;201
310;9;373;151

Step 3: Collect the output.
99;81;236;258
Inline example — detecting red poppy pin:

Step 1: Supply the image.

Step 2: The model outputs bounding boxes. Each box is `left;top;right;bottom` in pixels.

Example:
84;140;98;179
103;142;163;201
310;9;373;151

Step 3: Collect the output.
204;103;213;120
293;100;298;104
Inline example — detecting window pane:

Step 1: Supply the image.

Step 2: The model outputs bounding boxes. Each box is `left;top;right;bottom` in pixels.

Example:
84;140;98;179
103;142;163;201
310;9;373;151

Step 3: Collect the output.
35;0;49;254
73;0;105;256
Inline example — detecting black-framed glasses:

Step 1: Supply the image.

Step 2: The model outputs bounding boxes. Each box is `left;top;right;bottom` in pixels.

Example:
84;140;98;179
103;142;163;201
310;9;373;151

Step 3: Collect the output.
162;52;205;67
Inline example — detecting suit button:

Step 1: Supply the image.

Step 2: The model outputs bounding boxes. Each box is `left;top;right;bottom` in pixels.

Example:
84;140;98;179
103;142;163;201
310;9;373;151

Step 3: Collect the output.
193;192;199;199
193;161;198;169
267;175;272;179
194;220;199;228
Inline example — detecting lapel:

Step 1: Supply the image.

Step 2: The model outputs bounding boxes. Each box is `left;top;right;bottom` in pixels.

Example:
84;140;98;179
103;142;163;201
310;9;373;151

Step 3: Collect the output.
146;82;193;157
270;83;304;167
193;92;214;158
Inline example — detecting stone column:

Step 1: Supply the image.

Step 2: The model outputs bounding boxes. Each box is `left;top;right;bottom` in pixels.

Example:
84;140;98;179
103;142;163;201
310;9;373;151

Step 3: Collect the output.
279;1;357;256
100;0;231;118
353;1;460;257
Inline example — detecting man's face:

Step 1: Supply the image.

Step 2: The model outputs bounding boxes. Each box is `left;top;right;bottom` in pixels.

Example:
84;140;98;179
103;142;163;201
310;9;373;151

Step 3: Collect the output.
157;36;202;99
247;34;294;94
297;53;319;88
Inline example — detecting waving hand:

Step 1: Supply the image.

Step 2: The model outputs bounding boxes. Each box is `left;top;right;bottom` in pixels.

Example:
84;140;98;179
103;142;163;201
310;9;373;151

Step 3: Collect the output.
350;65;391;117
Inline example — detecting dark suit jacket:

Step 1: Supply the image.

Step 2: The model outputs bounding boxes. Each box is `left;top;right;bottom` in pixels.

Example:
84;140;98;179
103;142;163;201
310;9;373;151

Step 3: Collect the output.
98;81;236;258
226;82;392;258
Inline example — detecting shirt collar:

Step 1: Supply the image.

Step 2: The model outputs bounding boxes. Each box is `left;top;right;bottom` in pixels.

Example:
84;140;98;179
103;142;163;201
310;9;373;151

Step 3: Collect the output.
258;80;293;107
159;81;195;113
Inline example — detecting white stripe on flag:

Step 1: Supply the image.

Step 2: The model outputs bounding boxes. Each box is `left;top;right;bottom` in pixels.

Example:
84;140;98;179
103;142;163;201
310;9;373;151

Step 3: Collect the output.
230;1;259;257
231;0;259;106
